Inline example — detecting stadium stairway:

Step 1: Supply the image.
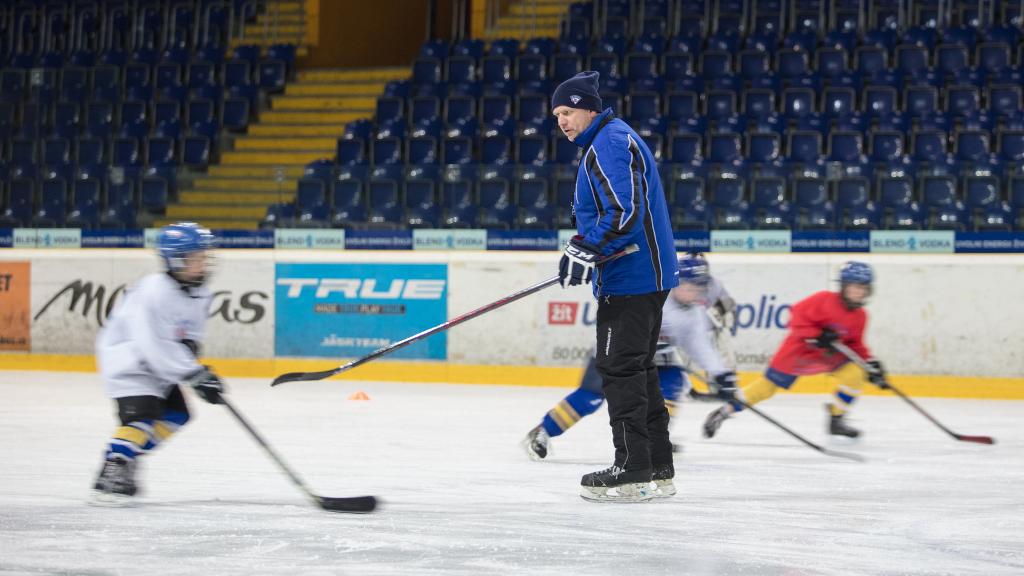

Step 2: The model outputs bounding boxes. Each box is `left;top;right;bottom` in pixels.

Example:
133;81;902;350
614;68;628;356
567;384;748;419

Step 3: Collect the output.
232;0;310;58
481;0;578;40
157;67;408;230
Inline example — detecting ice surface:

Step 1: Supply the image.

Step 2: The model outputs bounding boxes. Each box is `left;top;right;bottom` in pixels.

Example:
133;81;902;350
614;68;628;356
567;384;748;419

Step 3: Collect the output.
0;370;1021;576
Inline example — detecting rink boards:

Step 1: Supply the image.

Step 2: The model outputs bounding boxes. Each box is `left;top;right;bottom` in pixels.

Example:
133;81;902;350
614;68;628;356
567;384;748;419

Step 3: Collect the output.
1;249;1022;399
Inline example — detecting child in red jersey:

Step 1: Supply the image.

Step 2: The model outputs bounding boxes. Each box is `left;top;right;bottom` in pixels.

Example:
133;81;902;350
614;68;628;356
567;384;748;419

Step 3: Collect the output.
702;261;888;439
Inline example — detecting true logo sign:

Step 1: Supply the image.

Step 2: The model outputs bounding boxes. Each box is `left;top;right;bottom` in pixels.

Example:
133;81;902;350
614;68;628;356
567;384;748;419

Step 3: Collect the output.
570;94;582;104
277;278;446;300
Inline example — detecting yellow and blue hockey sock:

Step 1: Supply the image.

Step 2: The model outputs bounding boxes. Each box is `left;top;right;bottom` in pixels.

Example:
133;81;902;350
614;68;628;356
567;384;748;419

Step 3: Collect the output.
106;410;189;461
541;388;604;437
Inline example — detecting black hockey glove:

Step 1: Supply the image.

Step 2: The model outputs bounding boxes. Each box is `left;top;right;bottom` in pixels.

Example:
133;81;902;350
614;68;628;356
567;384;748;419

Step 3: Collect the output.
811;328;840;350
186;366;226;404
710;371;739;400
180;339;201;358
558;235;600;288
866;359;889;390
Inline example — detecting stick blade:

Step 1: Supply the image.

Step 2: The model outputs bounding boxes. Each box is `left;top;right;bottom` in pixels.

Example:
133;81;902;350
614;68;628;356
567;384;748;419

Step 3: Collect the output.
955;434;996;445
317;495;378;513
821;448;866;462
271;369;339;387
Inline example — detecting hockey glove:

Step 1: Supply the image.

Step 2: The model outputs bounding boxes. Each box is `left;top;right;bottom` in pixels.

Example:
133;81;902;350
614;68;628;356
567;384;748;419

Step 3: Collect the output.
710;371;739;400
558;235;600;288
811;328;840;350
186;366;226;404
866;359;889;390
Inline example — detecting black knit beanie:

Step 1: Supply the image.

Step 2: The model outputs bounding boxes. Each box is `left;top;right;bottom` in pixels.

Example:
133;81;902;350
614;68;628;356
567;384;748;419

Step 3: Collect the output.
551;71;603;112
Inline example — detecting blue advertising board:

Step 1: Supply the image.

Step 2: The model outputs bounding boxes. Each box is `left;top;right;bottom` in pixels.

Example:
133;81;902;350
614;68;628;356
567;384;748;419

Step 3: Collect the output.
274;262;448;360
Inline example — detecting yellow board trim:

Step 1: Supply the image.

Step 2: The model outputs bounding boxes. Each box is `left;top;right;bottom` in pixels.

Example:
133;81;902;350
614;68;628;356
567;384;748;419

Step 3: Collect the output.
2;354;1023;400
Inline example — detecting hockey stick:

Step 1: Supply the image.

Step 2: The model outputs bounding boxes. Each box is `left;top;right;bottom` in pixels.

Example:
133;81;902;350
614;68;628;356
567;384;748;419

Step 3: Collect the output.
829;341;996;445
221;397;378;512
732;397;865;462
271;243;641;386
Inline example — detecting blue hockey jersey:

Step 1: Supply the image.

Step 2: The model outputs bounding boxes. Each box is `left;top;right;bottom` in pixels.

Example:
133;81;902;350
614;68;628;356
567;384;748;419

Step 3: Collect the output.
571;108;678;296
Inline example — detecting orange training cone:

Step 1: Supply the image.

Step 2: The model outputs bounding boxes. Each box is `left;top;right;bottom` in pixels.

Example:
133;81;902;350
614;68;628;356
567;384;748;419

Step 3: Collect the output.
348;390;370;401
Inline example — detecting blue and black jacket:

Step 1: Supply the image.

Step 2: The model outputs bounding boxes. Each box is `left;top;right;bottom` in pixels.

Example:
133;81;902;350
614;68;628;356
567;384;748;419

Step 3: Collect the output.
571;108;679;296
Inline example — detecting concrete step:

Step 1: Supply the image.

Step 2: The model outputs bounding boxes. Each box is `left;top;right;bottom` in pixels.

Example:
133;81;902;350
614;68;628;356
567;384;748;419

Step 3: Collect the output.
179;191;294;205
298;67;409;83
220;150;332;165
208;165;306;178
166;204;269;219
262;1;303;14
233;137;336;151
248;123;347;137
187;178;298;192
508;3;572;16
261;110;369;124
245;24;306;36
285;82;386;96
271;95;376;111
155;217;260;230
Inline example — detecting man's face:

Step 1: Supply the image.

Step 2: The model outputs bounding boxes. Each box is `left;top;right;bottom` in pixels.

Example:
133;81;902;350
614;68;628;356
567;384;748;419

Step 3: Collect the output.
180;250;213;283
553;106;597;141
672;282;705;306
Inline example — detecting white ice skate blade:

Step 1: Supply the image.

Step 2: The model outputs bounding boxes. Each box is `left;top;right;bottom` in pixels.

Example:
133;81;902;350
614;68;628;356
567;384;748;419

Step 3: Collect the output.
827;434;862;446
579;482;656;503
653;479;676;498
88;490;136;508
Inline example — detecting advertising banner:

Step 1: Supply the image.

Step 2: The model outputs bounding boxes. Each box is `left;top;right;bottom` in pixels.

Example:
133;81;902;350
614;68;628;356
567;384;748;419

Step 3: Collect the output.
869;231;955;253
274;229;346;250
29;253;274;357
0;261;31;351
274;262;448;359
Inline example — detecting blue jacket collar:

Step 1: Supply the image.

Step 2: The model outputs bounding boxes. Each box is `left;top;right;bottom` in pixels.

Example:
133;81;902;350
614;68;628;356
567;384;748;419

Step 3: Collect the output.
572;107;614;149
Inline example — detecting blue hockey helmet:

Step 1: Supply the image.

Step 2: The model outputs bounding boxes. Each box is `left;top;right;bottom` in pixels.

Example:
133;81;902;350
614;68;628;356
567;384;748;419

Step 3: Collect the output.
839;261;873;286
158;222;216;273
677;255;710;285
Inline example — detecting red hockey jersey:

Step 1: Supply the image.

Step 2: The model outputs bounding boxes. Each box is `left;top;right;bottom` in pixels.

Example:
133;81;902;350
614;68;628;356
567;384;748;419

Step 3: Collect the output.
768;291;872;376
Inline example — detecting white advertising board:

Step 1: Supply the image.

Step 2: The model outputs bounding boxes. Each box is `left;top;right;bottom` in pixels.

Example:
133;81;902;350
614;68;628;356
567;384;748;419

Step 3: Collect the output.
17;251;274;358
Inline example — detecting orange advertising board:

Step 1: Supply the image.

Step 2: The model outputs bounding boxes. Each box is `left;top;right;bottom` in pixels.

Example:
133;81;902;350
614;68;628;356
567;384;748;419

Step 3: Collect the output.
0;262;30;351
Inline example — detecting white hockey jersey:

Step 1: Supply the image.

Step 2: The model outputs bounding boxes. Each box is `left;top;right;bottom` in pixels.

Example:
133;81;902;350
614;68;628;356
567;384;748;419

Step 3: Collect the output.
655;297;728;377
96;272;211;399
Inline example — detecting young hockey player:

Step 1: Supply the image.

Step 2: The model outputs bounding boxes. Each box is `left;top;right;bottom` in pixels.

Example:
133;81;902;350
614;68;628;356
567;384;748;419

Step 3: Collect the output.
702;261;888;440
91;222;226;505
524;255;737;498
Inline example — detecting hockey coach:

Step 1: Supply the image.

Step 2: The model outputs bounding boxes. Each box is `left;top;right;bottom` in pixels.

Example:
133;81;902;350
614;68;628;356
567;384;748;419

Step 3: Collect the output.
552;71;680;502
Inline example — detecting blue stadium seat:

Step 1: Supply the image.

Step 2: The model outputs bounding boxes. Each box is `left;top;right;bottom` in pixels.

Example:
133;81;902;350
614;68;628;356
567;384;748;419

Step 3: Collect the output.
516;177;553;229
404;178;441;228
257;60;287;92
964;175;1011;231
552;53;583;82
782;87;817;121
441;164;478;227
410;96;441;126
747;131;783;174
66;178;101;229
446;55;476;85
140;177;168;216
406;136;438;165
478;167;515;229
481;134;512;165
705;90;738;125
186;99;216;127
516;135;548;165
833;176;877;230
855;45;890;79
100;178;136;229
146;136;176;166
626;52;658;82
816;47;848;79
553;136;580;164
904;85;938;119
935;44;969;77
375;96;404;126
942;25;977;50
516;53;548;86
336;138;368;166
791;176;833;230
294;178;329;228
481;55;513;94
662;51;694;82
182;136;210;167
777;49;810;81
259;203;296;229
366;178;403;227
955;130;998;176
946;85;980;119
419;40;449;59
822;87;857;118
919;174;965;230
187;61;216;88
85;102;113;139
517;93;548;127
43;138;70;166
222;97;250;132
331;174;366;227
372;136;403;165
224;60;252;89
903;26;936;49
113;137;142;167
878;176;922;229
700;50;732;80
786;130;824;174
666;90;698;124
33;177;68;228
524;38;555;57
977;43;1011;76
895;44;931;78
987;85;1022;120
0;179;35;227
750;177;790;229
60;68;89;102
743;89;779;127
997;130;1024;173
738;50;770;80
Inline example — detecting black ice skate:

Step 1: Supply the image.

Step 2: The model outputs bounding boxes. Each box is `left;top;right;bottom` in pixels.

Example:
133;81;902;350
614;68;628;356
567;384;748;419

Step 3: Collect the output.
703;406;731;438
91;456;137;506
521;425;550;461
579;466;654;502
652;463;676;498
827;405;861;439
